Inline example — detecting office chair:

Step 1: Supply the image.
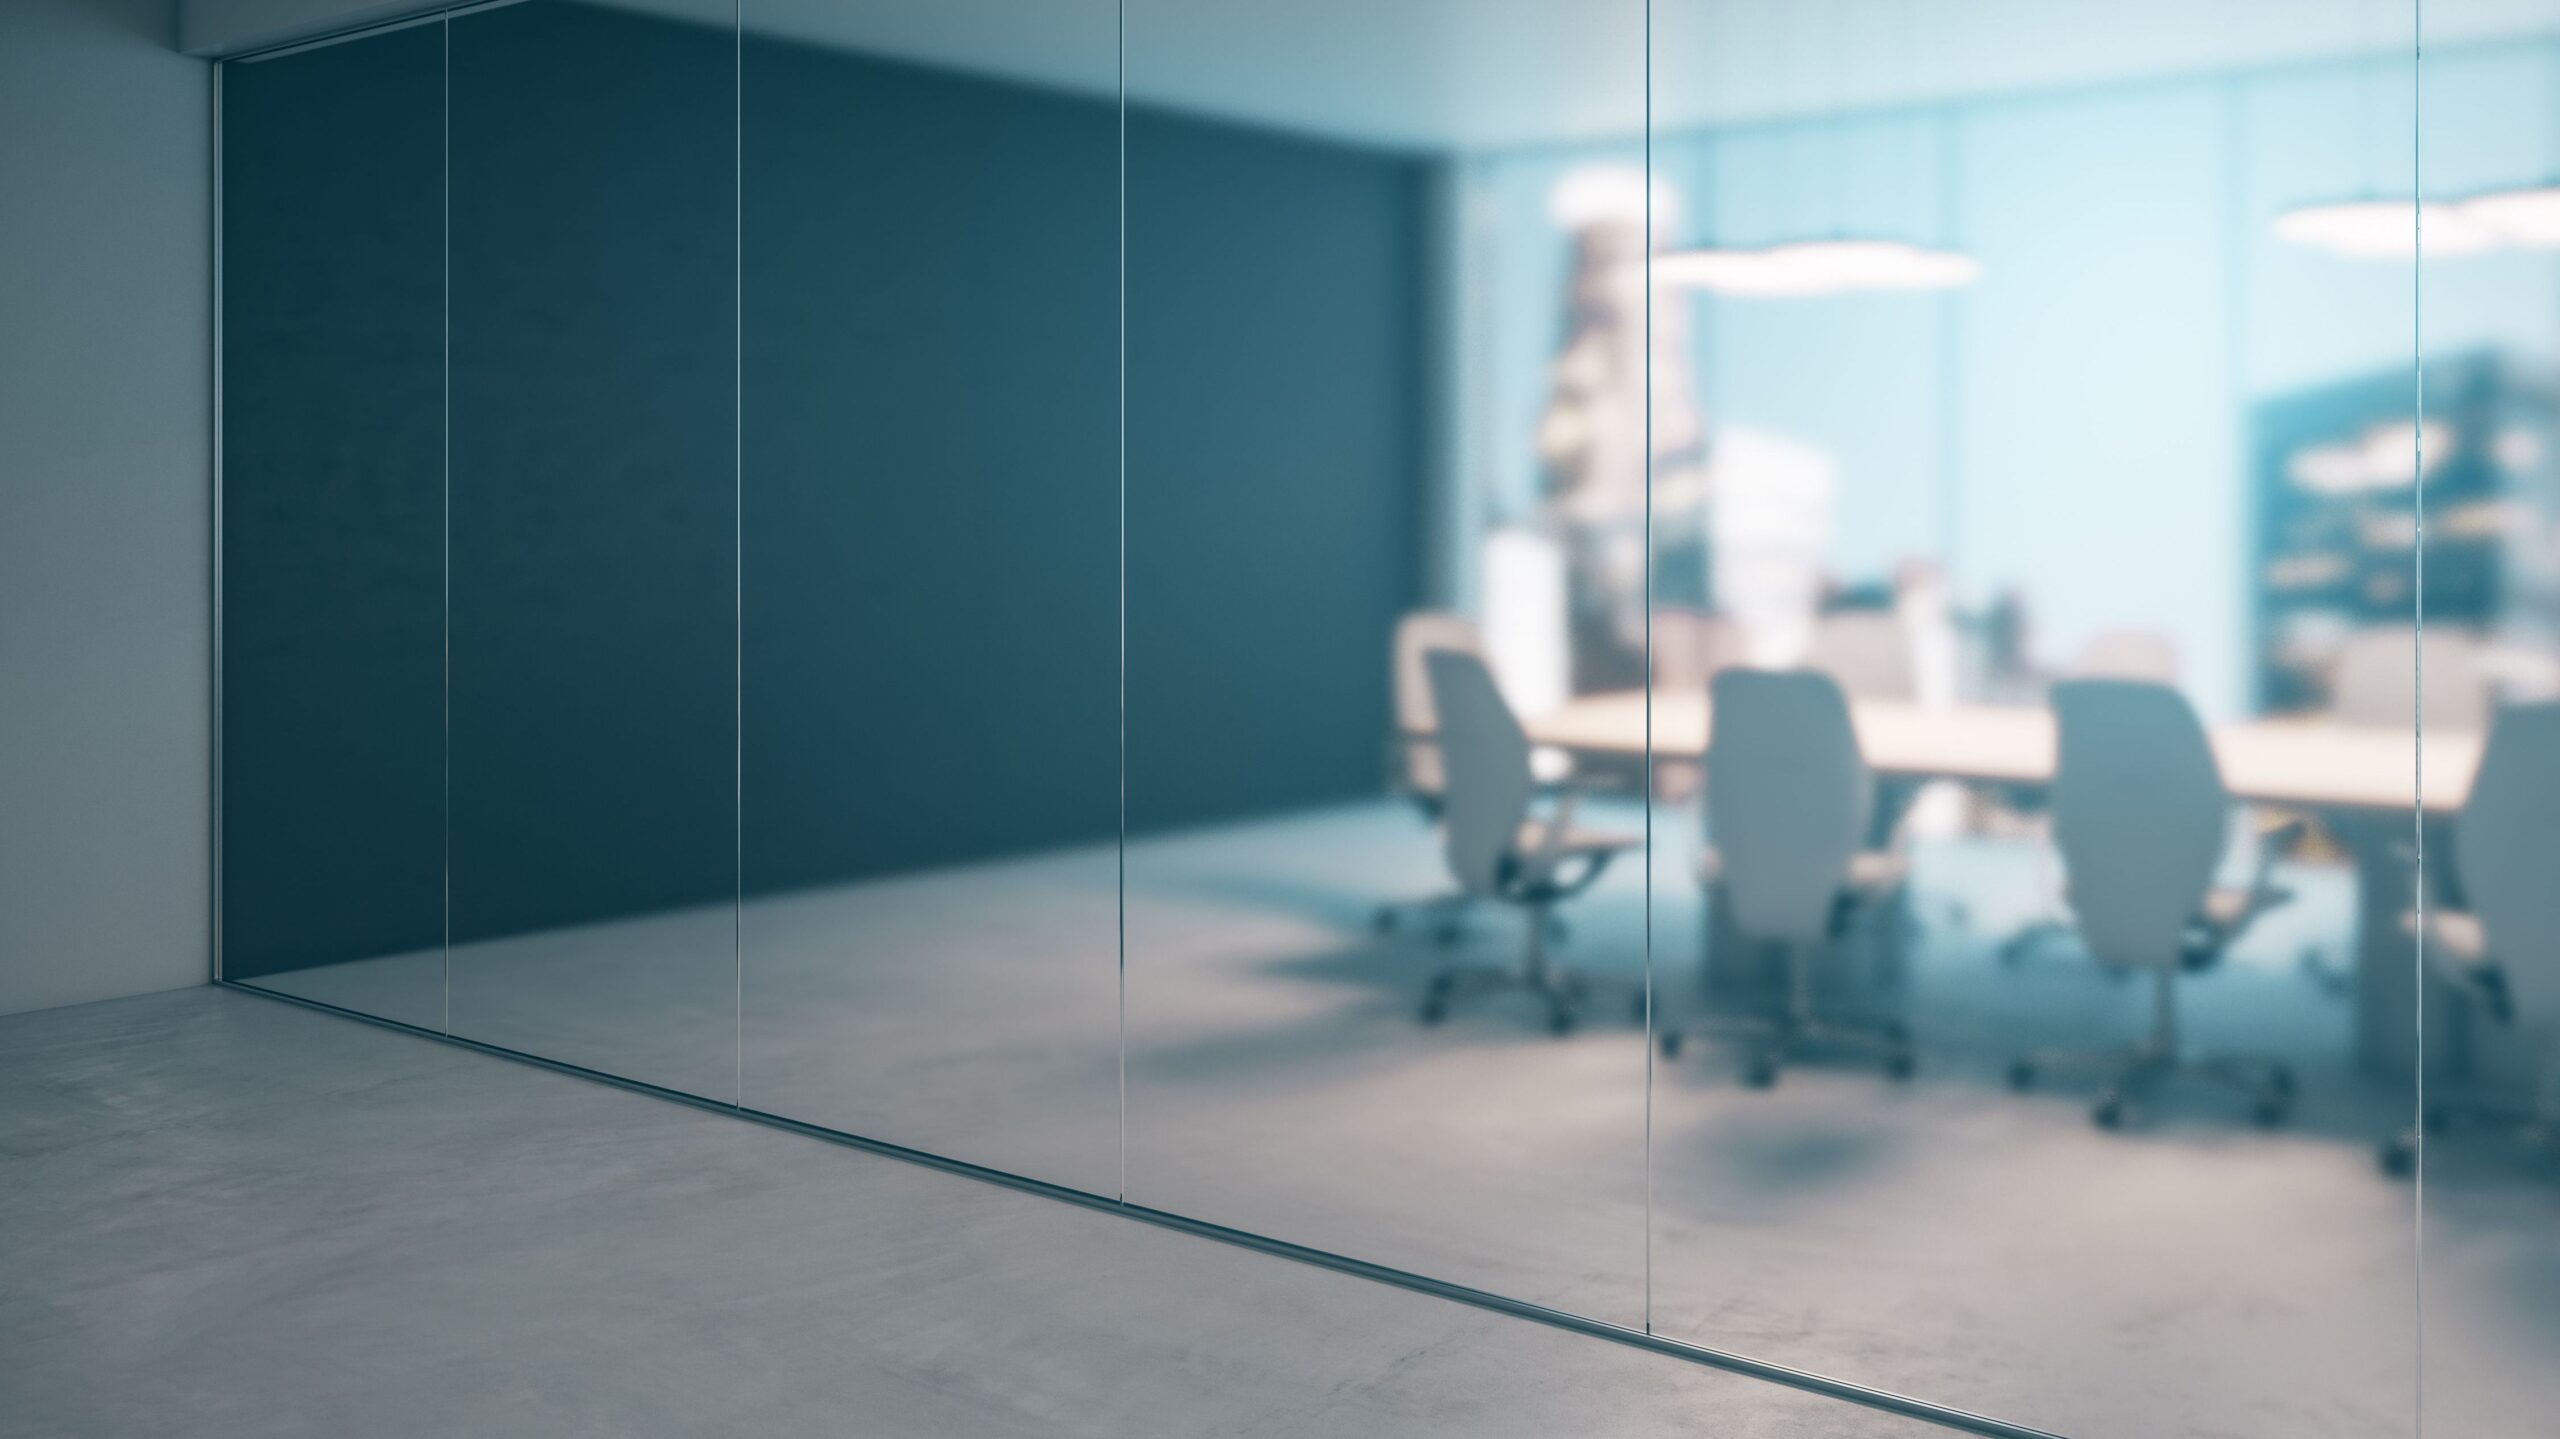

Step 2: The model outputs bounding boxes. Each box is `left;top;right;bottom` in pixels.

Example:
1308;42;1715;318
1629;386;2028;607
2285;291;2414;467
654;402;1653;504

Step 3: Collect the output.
1373;612;1485;940
1659;668;1916;1084
1414;648;1639;1035
2381;701;2560;1176
2006;680;2299;1128
1375;612;1576;941
1806;608;1963;932
1996;629;2183;969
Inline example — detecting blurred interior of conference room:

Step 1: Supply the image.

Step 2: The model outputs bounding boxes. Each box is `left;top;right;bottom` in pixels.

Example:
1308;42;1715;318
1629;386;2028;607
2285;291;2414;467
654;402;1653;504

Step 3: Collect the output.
11;1;2560;1436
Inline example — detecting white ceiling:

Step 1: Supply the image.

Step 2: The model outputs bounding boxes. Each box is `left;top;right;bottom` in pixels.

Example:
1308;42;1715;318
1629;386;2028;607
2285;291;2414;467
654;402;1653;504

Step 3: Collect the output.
192;0;2560;150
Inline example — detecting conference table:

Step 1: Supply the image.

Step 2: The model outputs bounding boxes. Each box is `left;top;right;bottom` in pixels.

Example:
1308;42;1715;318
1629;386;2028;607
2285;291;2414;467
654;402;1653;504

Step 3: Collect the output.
1519;689;2487;1076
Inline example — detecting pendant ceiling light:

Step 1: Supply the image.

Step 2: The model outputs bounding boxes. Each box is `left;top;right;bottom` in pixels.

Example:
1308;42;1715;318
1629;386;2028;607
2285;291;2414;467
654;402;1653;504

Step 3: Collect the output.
2273;197;2499;260
1770;238;1981;291
2270;33;2545;261
1654;246;1839;297
1655;239;1980;298
1653;0;1980;301
2457;184;2560;247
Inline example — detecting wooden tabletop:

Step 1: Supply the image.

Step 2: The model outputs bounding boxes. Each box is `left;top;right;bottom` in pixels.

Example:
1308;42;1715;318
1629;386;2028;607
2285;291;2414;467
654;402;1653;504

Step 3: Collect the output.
1518;690;2481;815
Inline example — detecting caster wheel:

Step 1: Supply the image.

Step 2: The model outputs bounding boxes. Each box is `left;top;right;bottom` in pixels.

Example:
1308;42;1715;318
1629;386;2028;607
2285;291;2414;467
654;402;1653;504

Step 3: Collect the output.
1885;1050;1916;1081
1743;1055;1779;1089
2379;1134;2418;1177
2251;1096;2290;1129
1658;1030;1685;1061
2006;1059;2037;1092
1548;1007;1577;1038
2092;1096;2126;1130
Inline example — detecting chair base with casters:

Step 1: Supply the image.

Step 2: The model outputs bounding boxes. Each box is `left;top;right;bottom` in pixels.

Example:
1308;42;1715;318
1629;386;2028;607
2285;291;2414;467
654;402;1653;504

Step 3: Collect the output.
2007;950;2296;1130
1659;852;1917;1085
2008;803;2307;1130
2378;909;2558;1176
1417;839;1623;1037
1661;952;1916;1087
1373;750;1584;948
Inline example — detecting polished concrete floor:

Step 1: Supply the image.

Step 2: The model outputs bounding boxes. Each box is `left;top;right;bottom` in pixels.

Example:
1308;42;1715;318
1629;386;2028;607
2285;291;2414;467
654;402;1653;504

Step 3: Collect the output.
218;799;2560;1438
1;985;1959;1439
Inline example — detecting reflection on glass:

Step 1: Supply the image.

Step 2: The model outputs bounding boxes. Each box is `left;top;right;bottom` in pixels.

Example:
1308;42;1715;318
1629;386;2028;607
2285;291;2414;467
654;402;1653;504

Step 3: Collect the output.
212;0;2560;1431
221;26;447;1030
1634;2;2439;1433
1121;0;1654;1323
737;1;1122;1193
443;0;740;1098
2415;18;2560;1438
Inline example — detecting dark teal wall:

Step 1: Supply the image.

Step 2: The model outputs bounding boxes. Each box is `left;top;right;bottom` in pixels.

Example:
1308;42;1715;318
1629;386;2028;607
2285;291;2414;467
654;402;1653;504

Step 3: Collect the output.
220;1;1425;977
448;1;740;947
740;30;1121;899
1125;110;1426;833
221;26;446;976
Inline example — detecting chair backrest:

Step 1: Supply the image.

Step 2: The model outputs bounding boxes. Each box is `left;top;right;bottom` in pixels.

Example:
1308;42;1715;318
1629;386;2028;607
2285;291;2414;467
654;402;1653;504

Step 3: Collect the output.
2332;624;2491;732
1706;668;1871;945
2456;701;2560;1032
2050;680;2229;970
1392;612;1482;794
2072;629;2181;685
1425;648;1535;897
1806;610;1917;702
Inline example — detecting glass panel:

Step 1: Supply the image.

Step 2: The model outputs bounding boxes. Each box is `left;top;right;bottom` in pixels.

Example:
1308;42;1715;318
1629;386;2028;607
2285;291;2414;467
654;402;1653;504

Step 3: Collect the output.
1642;3;2421;1432
737;1;1122;1191
221;25;447;1030
1122;1;1653;1319
445;0;738;1098
2416;14;2560;1436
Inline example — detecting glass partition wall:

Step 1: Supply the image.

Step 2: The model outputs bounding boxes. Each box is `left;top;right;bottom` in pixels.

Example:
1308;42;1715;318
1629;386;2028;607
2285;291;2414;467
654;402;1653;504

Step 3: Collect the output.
1642;3;2428;1433
1118;0;1653;1323
2417;8;2560;1437
220;2;2555;1433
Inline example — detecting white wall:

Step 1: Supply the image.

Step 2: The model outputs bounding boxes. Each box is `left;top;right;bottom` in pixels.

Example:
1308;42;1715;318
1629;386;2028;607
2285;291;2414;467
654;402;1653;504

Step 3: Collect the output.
0;0;211;1015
